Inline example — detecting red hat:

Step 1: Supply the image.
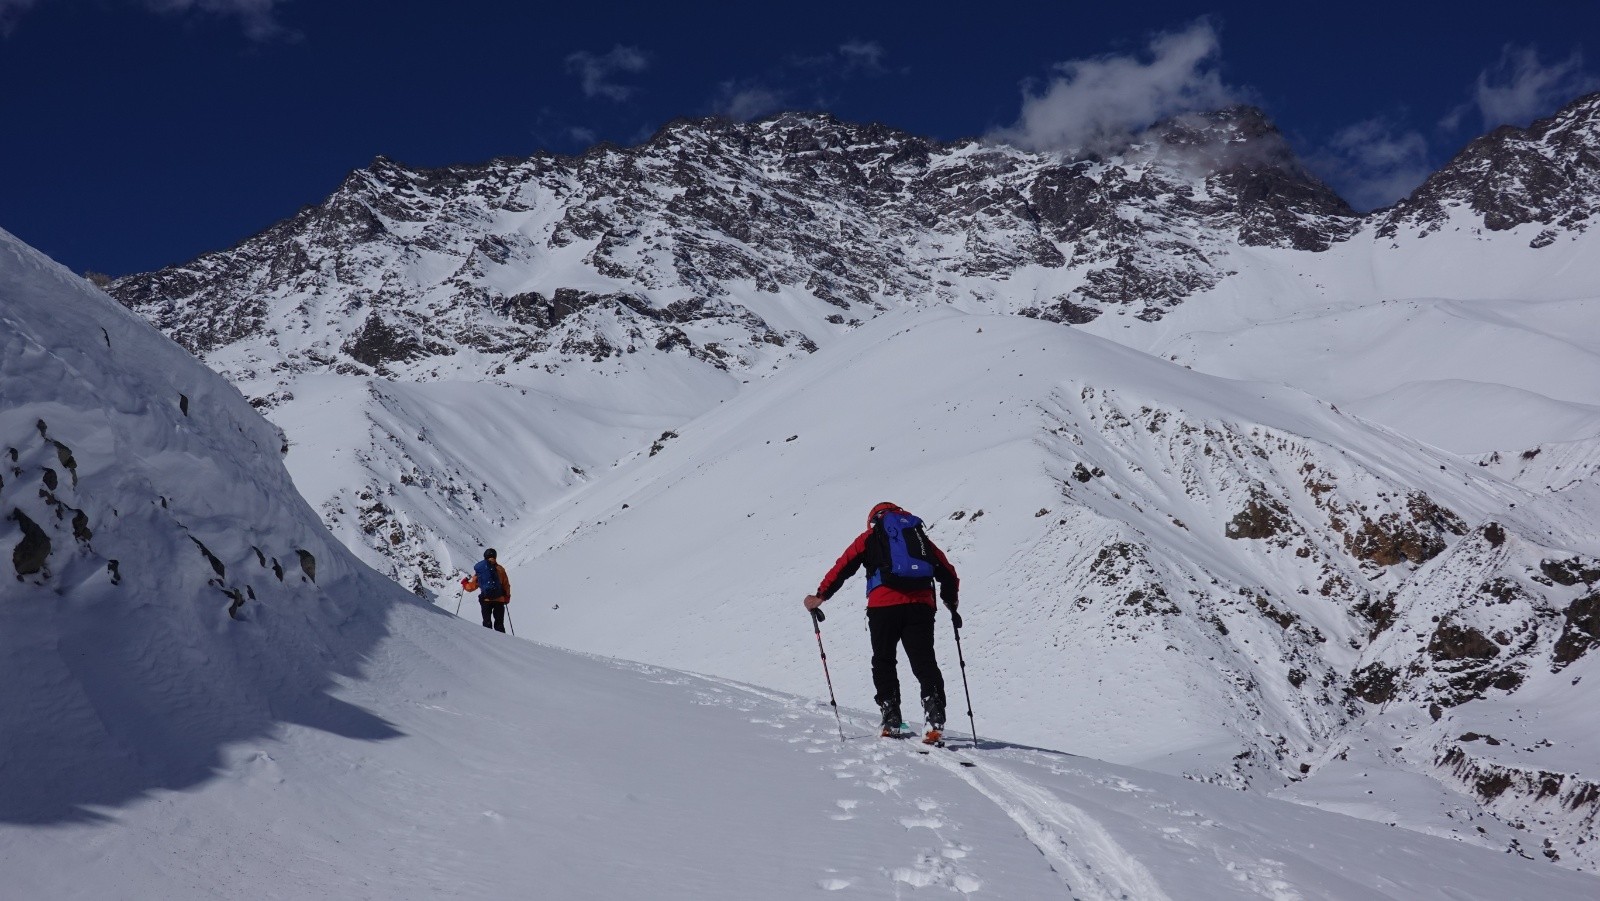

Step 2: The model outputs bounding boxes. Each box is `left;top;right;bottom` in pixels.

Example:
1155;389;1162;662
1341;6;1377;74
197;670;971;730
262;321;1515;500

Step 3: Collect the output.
868;501;898;525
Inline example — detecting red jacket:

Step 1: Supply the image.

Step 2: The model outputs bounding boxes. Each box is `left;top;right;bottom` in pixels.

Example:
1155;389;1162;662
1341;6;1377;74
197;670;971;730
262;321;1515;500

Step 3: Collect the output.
815;508;959;609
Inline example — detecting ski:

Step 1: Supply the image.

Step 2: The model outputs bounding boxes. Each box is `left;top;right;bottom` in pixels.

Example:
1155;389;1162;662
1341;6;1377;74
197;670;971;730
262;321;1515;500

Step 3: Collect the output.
883;724;976;765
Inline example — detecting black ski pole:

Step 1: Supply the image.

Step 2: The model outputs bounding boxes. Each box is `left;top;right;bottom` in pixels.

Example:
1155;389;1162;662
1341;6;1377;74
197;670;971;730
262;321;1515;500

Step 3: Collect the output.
951;617;978;747
455;591;464;617
506;606;515;636
809;608;846;742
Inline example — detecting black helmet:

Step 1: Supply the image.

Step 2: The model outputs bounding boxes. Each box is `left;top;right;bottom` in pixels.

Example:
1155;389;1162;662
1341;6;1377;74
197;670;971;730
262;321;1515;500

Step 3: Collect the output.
484;548;497;559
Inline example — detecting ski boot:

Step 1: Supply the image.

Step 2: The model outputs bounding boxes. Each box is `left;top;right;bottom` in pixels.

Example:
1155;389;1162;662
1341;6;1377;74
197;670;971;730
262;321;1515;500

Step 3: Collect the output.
879;701;908;738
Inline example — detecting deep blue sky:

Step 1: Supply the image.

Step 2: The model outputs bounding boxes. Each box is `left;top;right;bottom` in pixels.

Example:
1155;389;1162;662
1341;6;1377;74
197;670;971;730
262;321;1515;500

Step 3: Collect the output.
2;0;1598;277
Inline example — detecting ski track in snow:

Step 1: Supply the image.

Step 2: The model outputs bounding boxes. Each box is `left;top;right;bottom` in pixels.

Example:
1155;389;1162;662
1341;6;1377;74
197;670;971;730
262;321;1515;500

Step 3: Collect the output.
926;752;1171;901
691;669;1176;898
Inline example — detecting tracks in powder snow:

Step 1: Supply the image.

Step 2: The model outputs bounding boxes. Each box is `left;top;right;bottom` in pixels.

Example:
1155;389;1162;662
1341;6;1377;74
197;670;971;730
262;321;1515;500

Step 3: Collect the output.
915;746;1171;901
687;672;1168;898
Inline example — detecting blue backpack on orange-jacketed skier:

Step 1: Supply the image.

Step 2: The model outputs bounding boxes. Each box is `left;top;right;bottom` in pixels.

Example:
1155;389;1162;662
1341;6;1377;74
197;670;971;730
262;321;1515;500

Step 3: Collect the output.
460;548;511;633
804;501;960;744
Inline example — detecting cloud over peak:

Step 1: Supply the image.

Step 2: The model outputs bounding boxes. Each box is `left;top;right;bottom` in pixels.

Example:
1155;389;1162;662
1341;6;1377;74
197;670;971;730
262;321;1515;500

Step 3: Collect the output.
1458;45;1600;131
990;20;1245;154
567;45;651;102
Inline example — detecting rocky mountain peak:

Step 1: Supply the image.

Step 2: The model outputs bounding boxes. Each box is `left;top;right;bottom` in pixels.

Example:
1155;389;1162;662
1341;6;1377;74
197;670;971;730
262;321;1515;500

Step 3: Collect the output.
1380;90;1600;242
108;105;1363;383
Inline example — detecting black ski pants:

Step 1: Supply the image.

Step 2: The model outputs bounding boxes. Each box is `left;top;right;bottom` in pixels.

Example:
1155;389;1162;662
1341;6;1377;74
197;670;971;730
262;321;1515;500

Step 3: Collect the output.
868;603;945;725
480;600;506;632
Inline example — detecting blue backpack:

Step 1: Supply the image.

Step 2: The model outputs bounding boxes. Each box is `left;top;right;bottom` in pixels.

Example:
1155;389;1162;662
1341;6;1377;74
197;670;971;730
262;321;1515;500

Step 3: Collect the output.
866;511;936;593
474;558;505;598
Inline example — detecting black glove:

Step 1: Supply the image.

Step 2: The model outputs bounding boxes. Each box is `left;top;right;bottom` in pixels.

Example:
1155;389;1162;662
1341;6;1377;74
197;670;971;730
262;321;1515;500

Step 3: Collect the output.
945;601;962;630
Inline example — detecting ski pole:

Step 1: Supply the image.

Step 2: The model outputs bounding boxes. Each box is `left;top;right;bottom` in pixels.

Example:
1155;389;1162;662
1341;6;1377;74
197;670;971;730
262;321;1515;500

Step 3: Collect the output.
809;608;846;742
951;617;978;747
455;591;464;617
506;606;515;636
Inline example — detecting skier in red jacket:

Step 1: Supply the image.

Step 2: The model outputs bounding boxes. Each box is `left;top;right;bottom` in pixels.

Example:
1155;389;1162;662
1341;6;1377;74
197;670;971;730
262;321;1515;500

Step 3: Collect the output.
805;502;960;742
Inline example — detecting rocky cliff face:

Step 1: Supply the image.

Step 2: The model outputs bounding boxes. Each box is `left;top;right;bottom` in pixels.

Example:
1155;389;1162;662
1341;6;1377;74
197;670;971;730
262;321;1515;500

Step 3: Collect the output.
1379;91;1600;244
109;106;1356;393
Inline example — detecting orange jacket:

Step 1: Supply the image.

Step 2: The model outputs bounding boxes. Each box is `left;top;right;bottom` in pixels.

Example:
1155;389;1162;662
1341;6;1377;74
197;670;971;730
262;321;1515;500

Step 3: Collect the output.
460;561;511;604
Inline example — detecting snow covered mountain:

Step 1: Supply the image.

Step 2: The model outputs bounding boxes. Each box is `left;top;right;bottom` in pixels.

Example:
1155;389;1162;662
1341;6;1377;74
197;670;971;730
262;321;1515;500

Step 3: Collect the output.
105;103;1359;594
100;93;1600;866
13;226;1600;898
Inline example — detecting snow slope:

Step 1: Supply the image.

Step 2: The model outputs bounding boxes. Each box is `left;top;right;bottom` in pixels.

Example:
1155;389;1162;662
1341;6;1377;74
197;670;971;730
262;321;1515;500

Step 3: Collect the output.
9;597;1598;900
0;226;418;822
509;309;1597;788
10;227;1598;899
1145;227;1600;454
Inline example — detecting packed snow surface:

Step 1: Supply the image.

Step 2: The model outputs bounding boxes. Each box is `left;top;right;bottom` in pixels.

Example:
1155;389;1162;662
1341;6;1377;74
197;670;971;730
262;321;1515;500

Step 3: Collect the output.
12;605;1600;900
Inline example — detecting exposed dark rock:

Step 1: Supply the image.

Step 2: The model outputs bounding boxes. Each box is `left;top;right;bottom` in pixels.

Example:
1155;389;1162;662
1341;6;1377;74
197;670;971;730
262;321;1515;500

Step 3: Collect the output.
1382;93;1600;239
1428;622;1500;661
1027;297;1103;324
1349;663;1398;704
1553;591;1600;666
1478;577;1530;605
296;549;316;582
1483;522;1506;547
1225;488;1293;540
224;587;247;618
1343;493;1464;567
1354;593;1398;636
10;508;50;577
191;537;225;579
648;430;678;457
342;312;450;369
1541;557;1600;587
52;441;77;486
1251;592;1298;629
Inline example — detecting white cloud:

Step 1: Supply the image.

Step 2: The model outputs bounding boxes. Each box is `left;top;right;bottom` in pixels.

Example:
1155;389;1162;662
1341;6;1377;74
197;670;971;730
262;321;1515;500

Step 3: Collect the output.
837;40;885;73
989;20;1243;153
1460;45;1600;130
144;0;289;41
711;81;785;122
0;0;39;36
1307;117;1432;211
566;45;650;102
2;0;291;39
